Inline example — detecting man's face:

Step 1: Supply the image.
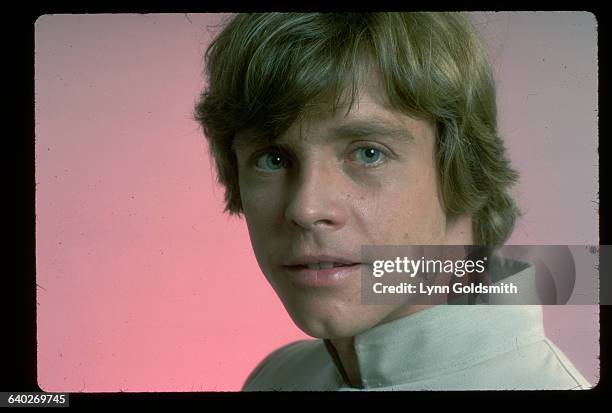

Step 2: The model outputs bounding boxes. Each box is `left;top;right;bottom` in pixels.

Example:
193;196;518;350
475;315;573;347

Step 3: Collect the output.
235;73;471;339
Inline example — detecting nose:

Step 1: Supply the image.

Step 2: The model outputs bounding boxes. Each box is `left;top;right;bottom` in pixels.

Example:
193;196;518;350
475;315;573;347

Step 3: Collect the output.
284;160;347;232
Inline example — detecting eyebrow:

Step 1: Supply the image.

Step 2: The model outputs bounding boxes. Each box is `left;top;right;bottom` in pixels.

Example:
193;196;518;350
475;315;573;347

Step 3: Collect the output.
330;119;416;143
232;118;416;152
232;131;270;152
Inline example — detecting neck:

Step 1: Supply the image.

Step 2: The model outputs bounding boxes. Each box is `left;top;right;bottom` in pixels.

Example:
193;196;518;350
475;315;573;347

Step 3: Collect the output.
327;215;474;388
328;336;362;388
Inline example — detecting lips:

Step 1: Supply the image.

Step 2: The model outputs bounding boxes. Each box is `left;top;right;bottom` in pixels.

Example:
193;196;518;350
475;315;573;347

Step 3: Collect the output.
281;255;364;287
284;254;358;267
299;262;352;270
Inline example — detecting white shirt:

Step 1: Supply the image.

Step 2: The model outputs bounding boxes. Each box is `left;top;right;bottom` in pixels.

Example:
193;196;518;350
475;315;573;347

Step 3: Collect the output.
243;263;592;391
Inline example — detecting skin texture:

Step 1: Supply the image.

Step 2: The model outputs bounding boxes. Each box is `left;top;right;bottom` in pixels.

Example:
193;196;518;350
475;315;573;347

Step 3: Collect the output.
235;72;473;387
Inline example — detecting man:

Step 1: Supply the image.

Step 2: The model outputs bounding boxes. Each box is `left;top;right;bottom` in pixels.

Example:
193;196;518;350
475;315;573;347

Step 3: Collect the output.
195;12;591;390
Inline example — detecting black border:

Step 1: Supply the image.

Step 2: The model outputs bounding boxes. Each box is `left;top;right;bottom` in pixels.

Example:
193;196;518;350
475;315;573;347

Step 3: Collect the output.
6;3;609;406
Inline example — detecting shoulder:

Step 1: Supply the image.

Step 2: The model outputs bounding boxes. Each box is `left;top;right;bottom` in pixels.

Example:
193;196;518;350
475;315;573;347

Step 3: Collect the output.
464;337;594;390
538;338;594;390
241;339;332;391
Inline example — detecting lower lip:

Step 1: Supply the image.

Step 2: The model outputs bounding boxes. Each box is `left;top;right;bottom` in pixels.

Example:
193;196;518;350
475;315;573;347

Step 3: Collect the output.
282;264;364;287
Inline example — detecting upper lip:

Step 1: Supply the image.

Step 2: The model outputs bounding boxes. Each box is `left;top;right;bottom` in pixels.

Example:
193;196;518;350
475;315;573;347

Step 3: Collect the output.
283;254;361;267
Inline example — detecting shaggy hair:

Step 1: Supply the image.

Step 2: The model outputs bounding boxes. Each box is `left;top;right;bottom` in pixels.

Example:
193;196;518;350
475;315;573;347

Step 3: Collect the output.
194;12;521;246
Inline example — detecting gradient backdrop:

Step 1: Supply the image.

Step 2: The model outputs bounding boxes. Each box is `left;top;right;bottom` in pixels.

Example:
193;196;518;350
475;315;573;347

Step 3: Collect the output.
35;12;599;391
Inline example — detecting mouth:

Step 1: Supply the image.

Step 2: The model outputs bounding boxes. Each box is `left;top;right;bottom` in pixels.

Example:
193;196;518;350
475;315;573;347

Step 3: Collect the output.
281;259;364;287
295;262;354;270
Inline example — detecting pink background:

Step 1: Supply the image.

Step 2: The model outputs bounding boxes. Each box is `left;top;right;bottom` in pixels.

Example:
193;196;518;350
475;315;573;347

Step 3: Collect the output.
35;12;599;391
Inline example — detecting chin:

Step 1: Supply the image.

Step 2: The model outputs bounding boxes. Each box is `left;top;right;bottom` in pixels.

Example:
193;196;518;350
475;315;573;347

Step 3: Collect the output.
284;302;379;340
292;317;355;339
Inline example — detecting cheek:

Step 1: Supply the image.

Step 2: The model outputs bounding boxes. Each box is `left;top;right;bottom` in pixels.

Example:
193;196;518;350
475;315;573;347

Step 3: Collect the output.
241;206;277;282
240;176;283;224
241;189;266;221
362;159;444;243
239;182;280;258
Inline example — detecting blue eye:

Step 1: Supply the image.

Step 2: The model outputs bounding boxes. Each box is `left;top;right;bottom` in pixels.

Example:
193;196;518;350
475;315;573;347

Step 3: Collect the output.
352;147;386;166
254;152;288;170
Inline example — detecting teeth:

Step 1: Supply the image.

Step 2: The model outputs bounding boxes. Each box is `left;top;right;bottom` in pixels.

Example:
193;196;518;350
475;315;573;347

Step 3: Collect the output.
306;262;336;270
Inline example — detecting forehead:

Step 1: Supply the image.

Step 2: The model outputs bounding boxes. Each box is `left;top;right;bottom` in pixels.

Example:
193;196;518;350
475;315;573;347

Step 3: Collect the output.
233;74;431;150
